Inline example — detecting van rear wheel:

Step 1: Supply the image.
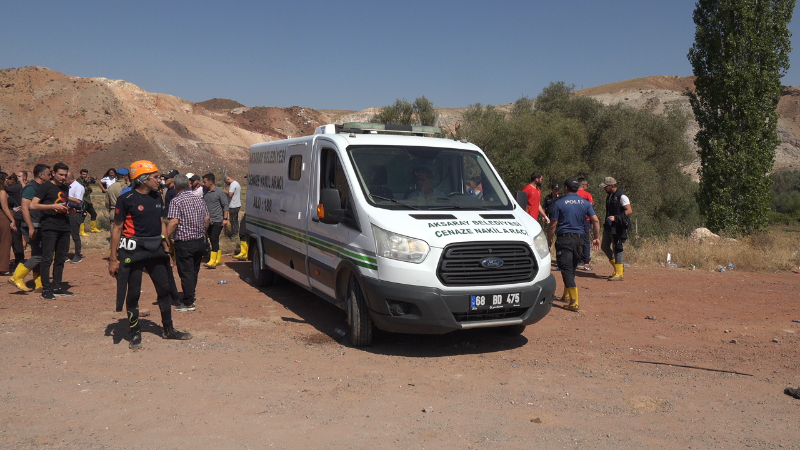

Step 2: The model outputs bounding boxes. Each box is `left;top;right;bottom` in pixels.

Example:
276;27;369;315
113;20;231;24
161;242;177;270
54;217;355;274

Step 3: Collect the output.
347;276;373;347
250;244;274;287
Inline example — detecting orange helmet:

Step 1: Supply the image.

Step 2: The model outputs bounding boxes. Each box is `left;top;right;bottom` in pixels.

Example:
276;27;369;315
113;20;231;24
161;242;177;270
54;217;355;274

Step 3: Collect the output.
129;160;159;180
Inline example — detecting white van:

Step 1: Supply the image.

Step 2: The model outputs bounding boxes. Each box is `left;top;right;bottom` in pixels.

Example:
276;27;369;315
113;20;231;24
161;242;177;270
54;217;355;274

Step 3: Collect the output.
244;123;555;346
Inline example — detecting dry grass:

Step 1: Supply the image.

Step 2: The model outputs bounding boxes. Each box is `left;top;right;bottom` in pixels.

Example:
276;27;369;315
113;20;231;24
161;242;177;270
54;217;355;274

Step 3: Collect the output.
622;224;800;272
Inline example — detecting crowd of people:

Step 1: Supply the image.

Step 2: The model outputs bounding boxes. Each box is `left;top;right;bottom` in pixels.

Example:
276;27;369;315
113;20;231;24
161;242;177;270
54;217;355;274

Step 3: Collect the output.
1;161;243;349
522;172;633;312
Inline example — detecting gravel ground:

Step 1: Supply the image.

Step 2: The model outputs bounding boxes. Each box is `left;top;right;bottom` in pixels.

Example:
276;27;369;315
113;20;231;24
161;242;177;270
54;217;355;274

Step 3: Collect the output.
1;249;799;449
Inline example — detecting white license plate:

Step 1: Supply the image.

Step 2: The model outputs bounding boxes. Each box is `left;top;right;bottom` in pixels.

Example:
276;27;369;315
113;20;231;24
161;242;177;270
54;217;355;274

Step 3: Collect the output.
470;293;521;311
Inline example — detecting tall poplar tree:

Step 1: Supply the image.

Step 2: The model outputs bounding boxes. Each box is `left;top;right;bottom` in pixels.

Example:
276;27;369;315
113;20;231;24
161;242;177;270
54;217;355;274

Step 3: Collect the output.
688;0;795;234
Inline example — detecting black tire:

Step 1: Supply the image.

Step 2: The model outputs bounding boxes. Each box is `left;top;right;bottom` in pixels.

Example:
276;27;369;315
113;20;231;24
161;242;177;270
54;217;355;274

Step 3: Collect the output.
499;324;527;335
250;243;274;287
347;276;373;347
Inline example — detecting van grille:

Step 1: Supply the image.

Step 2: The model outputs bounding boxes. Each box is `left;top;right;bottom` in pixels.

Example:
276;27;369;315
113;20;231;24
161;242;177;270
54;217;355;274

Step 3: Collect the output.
436;242;536;286
453;308;528;322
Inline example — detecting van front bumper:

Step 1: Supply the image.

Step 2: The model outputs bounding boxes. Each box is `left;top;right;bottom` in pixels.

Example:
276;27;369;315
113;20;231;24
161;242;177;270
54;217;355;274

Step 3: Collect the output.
360;274;556;334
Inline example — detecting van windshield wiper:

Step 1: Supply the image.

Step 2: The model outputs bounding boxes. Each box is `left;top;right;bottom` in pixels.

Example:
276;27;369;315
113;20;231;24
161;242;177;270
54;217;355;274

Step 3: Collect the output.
369;194;420;210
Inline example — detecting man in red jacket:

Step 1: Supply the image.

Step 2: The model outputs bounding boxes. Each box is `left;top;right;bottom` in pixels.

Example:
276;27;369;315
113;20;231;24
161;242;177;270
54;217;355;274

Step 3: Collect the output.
576;178;594;271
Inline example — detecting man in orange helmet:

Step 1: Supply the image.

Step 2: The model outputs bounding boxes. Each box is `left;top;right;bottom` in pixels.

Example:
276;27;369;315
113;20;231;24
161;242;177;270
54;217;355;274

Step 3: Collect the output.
109;160;192;349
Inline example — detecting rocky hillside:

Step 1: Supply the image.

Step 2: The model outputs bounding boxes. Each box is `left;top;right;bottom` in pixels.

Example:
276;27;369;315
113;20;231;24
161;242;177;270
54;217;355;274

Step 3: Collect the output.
2;68;799;180
575;75;800;176
0;67;335;177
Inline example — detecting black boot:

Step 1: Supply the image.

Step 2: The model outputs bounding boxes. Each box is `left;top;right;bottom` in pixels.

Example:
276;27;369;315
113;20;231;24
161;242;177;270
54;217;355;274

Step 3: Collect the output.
162;327;192;340
785;386;800;399
129;331;142;350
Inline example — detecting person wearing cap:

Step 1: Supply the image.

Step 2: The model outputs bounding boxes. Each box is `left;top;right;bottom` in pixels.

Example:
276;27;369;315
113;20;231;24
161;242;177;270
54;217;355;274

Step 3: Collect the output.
109;160;192;349
105;168;130;213
542;182;561;221
599;176;633;281
546;177;600;311
521;172;550;224
576;178;594;271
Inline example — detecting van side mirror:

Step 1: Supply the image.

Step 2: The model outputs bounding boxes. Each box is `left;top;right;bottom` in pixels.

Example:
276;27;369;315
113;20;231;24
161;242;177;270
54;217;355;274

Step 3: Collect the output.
318;188;344;224
515;191;529;210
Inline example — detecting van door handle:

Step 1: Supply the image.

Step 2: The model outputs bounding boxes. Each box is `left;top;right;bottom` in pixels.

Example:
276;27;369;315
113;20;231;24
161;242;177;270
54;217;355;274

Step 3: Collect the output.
279;209;287;213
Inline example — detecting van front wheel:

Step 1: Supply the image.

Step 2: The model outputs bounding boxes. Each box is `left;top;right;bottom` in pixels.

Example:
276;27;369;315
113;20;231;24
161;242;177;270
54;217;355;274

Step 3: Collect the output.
251;244;275;287
347;276;373;347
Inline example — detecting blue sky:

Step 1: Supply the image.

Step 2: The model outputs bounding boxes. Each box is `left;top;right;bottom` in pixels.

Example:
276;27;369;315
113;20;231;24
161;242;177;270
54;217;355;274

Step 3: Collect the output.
3;1;800;110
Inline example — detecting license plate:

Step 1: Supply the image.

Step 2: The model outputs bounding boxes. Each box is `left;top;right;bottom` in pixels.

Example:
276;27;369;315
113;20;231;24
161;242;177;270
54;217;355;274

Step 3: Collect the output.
470;293;521;310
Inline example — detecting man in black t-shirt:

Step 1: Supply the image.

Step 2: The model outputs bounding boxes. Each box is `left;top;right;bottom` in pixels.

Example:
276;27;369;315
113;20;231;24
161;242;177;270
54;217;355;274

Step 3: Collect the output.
109;160;192;350
30;162;80;300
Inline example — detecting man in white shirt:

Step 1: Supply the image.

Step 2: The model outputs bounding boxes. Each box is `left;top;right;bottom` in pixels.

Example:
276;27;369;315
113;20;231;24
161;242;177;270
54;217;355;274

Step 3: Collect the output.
67;172;85;263
224;175;242;236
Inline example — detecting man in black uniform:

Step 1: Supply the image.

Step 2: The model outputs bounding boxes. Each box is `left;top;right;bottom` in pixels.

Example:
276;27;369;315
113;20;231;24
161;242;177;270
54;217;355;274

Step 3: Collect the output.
599;176;633;281
542;182;561;220
547;177;600;312
109;160;192;349
30;162;79;299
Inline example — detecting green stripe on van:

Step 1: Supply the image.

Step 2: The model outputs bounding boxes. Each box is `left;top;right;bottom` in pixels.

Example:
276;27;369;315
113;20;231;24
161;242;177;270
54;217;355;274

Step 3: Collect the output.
246;216;378;270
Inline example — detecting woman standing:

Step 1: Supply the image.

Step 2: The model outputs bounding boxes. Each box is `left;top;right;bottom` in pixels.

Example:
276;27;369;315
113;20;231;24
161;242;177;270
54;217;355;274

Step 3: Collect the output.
99;168;116;193
0;172;17;275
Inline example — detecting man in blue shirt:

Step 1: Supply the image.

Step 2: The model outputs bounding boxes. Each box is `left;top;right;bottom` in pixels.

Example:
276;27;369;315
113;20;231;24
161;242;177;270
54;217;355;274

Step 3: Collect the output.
546;177;600;311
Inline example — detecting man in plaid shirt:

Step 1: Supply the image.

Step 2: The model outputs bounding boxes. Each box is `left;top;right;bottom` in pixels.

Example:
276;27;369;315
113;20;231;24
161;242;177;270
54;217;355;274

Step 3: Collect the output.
166;174;210;311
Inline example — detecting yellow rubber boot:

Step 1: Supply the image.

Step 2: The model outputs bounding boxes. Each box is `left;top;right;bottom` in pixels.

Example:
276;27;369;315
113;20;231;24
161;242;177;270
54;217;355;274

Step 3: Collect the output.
8;265;32;292
80;223;90;236
234;241;248;260
33;272;43;291
564;287;579;311
216;250;224;266
90;220;101;232
205;250;219;268
609;264;625;281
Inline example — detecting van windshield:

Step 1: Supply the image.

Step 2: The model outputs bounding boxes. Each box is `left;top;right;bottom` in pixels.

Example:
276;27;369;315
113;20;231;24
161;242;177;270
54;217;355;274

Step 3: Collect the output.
347;145;513;211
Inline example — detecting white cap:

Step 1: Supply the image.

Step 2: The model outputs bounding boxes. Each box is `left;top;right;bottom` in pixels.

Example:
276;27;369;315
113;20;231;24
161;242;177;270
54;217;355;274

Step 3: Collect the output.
186;172;195;179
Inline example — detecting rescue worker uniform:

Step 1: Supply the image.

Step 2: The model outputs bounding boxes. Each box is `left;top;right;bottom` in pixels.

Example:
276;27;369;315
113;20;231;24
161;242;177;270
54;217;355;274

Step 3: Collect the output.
548;178;599;311
110;161;191;349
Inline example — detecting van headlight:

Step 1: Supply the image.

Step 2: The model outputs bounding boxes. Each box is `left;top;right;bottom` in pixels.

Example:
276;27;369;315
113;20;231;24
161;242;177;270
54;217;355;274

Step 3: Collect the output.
532;229;550;259
372;225;430;263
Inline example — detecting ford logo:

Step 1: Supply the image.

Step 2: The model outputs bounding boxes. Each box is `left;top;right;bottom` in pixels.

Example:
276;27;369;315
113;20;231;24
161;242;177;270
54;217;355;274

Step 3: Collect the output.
480;258;504;269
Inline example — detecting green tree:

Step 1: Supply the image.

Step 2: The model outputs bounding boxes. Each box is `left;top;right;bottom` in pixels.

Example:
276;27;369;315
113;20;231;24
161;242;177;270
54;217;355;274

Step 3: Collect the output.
458;82;701;237
413;96;438;126
688;0;795;234
371;96;439;126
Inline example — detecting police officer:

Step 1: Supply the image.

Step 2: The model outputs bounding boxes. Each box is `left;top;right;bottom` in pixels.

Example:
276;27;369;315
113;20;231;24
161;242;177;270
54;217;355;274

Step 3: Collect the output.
109;160;192;349
599;176;633;281
546;177;600;312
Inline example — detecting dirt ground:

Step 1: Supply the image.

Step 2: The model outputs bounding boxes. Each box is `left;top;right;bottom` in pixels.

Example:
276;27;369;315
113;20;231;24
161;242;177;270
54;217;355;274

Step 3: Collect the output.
1;248;799;450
